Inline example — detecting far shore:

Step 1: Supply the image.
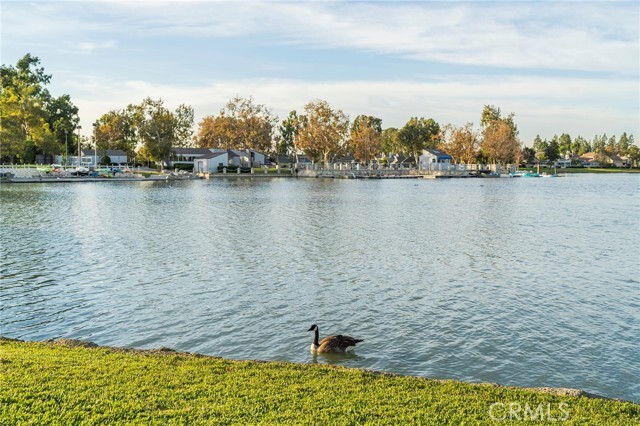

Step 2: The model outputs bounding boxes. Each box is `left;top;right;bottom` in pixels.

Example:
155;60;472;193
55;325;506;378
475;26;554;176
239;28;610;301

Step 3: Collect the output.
1;165;639;184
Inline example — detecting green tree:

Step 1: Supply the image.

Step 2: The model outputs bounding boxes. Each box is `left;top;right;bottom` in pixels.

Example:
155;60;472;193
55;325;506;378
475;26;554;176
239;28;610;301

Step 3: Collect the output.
174;104;195;148
47;94;80;161
381;128;400;155
350;115;382;163
532;135;547;160
1;54;52;162
130;98;193;166
572;136;590;155
521;146;536;165
1;54;80;164
626;144;640;167
95;108;136;158
617;132;630;156
297;99;350;164
276;110;300;157
480;105;502;127
558;133;571;156
544;139;561;164
397;117;440;161
592;134;606;153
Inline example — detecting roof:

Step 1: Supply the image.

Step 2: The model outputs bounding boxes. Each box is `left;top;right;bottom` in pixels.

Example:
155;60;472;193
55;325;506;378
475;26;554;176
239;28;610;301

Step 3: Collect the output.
580;152;597;160
81;149;127;156
423;148;452;158
198;151;228;160
173;148;213;155
391;154;416;164
276;155;295;163
227;150;247;158
335;154;356;163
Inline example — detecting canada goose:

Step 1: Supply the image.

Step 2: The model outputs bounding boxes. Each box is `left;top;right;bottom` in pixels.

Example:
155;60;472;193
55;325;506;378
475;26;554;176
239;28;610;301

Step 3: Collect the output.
307;324;363;353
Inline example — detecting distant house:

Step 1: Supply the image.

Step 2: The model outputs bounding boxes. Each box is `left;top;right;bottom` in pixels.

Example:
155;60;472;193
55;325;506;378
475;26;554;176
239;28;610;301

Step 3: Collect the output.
225;149;263;167
419;149;452;169
249;150;267;167
227;150;246;167
609;154;628;168
81;149;127;165
275;155;295;168
296;155;312;165
194;151;229;173
334;154;357;165
389;153;416;168
171;148;215;166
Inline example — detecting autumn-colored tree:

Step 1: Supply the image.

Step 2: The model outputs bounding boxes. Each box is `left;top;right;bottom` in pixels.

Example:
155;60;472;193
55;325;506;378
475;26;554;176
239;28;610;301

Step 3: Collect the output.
482;120;521;164
297;99;349;164
397;117;440;161
438;123;479;164
350;115;382;163
195;115;233;149
480;105;521;164
195;96;275;154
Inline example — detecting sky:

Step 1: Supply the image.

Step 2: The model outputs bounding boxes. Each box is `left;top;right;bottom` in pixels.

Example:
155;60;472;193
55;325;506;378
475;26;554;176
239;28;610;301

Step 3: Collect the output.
2;0;639;145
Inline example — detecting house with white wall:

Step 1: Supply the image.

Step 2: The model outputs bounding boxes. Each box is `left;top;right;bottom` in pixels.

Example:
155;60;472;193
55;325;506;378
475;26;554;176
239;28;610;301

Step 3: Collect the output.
194;151;229;173
419;149;452;169
171;148;215;166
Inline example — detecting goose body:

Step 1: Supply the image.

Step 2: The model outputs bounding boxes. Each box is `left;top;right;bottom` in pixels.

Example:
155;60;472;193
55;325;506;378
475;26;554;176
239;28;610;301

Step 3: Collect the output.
308;324;363;354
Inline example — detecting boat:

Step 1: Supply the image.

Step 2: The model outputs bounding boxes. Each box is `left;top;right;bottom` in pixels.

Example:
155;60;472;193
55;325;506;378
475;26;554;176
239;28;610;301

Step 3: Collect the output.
509;171;540;178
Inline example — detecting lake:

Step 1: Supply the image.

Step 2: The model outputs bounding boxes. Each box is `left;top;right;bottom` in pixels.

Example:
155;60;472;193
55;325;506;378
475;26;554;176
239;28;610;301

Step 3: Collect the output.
1;174;639;402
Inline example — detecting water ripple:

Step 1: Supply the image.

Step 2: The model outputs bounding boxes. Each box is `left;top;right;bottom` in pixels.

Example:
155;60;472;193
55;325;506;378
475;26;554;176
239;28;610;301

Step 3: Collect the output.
1;175;639;401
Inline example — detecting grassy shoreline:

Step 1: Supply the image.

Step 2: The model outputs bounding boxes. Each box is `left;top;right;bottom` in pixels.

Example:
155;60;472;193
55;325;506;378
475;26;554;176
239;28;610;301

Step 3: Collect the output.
1;338;638;424
522;167;640;174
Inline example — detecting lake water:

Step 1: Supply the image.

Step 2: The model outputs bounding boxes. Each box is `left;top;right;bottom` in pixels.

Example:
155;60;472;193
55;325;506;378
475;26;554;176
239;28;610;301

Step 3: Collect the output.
1;174;639;401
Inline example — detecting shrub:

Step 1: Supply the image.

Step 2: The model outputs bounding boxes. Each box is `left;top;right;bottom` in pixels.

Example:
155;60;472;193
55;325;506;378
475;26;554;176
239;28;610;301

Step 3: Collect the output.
174;163;194;172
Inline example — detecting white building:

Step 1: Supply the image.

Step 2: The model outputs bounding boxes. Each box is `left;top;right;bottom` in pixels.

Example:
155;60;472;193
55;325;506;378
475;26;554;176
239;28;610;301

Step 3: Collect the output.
194;151;229;173
419;149;452;169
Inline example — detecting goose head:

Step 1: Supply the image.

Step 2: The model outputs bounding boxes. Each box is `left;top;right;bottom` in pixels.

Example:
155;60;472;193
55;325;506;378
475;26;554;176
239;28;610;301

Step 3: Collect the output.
307;324;318;332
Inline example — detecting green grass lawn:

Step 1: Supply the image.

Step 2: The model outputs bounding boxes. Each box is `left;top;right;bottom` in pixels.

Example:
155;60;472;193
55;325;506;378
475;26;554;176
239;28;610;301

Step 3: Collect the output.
1;338;638;425
522;166;640;174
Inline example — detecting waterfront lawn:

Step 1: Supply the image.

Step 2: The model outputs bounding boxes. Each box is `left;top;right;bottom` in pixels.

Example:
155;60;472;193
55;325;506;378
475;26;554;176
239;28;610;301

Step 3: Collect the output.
1;339;638;425
559;167;640;173
526;166;640;174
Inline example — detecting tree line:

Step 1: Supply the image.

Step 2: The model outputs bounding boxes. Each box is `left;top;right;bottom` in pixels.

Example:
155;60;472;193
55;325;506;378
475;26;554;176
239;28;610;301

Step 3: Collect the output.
2;54;637;166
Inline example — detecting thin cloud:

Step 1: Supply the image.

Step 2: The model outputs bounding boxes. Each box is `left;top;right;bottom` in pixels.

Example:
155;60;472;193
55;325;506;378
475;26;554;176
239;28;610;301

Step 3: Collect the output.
5;2;638;74
74;40;116;54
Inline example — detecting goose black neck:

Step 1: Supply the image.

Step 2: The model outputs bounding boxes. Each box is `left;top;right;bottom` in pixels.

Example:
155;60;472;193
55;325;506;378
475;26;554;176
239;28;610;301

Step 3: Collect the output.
313;328;319;346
